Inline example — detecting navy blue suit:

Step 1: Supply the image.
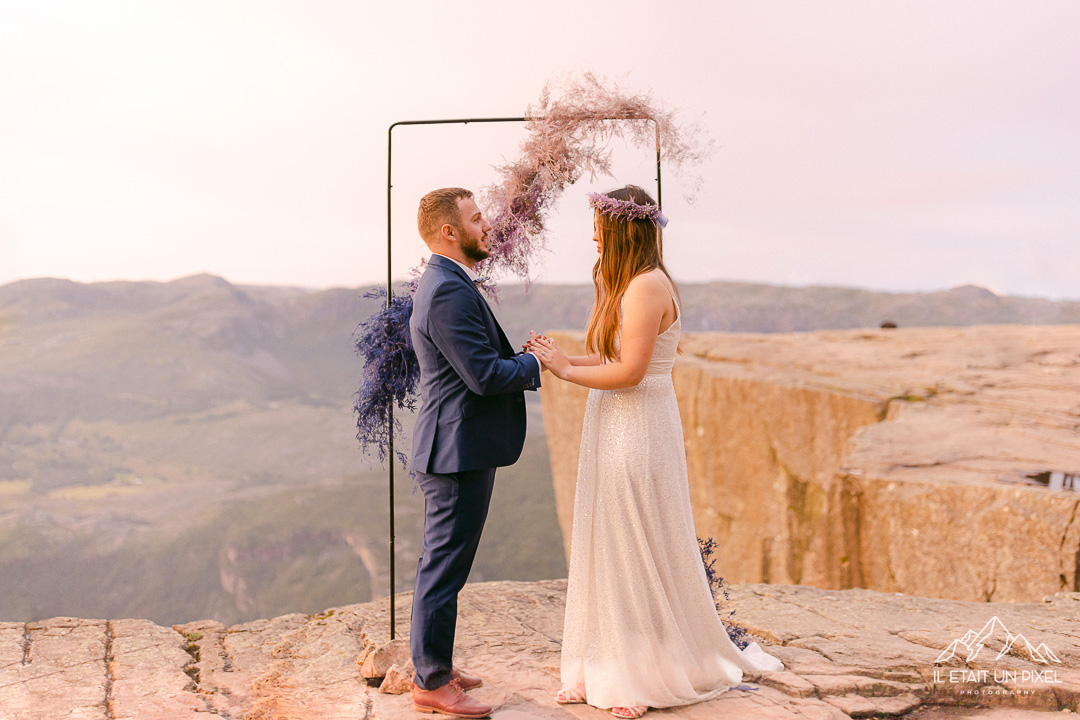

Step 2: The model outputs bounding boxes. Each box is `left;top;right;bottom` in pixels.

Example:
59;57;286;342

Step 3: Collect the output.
408;253;541;690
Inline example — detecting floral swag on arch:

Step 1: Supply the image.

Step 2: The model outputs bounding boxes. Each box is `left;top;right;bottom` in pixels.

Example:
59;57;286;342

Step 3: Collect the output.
353;75;710;468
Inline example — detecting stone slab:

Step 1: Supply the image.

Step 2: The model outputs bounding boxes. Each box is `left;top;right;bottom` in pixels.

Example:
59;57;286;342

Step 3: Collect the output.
0;618;108;720
108;619;206;720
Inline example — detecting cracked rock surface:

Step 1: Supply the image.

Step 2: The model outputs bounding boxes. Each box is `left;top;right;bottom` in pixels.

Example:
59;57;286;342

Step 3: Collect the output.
1;580;1077;719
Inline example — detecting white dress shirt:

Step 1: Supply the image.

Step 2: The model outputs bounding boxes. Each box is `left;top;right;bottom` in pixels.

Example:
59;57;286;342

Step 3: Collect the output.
433;252;481;283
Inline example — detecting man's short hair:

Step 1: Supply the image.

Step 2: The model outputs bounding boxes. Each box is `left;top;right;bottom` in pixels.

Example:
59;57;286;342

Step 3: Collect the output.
417;188;473;245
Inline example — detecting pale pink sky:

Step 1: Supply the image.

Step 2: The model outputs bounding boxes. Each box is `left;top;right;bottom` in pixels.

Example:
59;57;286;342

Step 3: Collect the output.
1;0;1078;298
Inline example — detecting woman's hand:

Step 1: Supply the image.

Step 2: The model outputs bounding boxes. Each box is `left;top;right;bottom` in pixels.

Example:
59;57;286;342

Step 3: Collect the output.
529;335;571;380
525;331;557;352
524;331;550;372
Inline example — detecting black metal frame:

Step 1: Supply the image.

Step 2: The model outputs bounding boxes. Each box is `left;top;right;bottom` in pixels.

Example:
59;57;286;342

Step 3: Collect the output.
384;115;662;639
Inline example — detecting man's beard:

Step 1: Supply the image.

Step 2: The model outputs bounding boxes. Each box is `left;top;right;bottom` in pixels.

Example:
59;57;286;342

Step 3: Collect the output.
460;227;490;263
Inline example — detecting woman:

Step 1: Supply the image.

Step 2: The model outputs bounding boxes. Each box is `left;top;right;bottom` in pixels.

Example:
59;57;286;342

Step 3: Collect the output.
528;186;784;719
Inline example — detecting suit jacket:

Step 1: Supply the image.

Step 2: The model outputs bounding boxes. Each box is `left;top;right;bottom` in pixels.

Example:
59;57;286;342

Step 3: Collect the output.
409;254;541;474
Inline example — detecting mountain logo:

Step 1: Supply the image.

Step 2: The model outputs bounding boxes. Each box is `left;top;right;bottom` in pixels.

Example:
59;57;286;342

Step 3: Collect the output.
934;616;1061;665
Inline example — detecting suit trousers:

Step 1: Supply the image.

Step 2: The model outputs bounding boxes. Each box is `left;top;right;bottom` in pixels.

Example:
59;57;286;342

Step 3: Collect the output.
410;466;496;690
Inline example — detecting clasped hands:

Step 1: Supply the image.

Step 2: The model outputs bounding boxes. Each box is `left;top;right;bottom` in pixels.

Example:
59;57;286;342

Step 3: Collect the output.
523;331;570;378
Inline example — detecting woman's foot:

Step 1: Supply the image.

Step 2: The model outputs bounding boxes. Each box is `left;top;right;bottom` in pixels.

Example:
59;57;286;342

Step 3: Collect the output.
611;706;647;719
554;685;586;704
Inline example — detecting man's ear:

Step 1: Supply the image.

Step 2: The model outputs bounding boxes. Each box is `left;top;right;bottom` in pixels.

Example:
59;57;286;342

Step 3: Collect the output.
440;222;457;245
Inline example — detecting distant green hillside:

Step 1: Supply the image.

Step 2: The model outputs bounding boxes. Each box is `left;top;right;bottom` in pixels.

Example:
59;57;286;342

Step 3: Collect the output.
0;274;562;625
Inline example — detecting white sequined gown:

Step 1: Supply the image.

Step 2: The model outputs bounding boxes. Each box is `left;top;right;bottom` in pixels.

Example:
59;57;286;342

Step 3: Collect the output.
560;275;784;711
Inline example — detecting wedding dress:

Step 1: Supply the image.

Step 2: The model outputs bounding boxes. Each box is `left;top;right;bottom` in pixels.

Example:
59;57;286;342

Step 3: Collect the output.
560;272;784;711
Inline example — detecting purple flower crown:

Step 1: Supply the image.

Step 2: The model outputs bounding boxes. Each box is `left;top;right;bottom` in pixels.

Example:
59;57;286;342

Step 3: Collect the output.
588;192;669;228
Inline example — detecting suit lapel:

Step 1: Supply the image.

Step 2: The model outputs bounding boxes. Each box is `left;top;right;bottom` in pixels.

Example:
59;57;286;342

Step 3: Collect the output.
428;256;512;354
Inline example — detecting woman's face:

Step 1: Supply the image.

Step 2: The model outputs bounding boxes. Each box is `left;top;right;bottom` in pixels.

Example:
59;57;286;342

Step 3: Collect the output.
592;212;602;255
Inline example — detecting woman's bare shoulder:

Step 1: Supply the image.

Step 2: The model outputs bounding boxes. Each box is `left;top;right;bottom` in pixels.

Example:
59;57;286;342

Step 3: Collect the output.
626;270;670;296
624;271;671;311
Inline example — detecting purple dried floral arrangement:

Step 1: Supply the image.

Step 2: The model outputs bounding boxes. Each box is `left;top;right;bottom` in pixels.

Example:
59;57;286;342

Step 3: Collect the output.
354;282;419;468
698;536;752;650
354;74;710;466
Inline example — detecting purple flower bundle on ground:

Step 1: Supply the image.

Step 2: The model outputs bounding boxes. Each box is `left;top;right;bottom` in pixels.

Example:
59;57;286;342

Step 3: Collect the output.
698;536;752;650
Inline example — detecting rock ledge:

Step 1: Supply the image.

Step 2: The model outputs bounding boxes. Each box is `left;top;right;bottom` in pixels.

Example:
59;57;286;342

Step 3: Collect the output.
2;580;1078;719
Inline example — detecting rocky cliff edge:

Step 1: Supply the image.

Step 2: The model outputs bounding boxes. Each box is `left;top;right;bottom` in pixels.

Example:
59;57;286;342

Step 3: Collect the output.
540;325;1080;604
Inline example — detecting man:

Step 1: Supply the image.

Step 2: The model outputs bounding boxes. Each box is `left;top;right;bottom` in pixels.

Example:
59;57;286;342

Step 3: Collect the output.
408;188;543;718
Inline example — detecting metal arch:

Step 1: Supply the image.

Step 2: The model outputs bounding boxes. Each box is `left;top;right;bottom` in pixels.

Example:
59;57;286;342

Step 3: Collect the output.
383;115;662;639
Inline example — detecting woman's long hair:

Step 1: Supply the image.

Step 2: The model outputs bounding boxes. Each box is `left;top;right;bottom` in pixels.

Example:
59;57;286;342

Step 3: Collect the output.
585;185;680;362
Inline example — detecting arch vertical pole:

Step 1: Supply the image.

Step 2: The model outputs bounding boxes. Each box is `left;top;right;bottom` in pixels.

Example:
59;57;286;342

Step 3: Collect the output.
655;122;663;208
386;123;397;640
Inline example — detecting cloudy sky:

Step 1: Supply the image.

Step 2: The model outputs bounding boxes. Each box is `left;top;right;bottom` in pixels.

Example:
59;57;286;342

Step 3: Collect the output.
2;1;1078;298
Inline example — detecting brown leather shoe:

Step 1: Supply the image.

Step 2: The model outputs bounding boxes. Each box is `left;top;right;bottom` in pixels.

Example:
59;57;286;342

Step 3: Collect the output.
411;679;492;718
451;667;483;691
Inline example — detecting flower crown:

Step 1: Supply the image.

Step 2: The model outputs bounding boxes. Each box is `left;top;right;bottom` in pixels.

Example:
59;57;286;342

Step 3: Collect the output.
588;192;669;228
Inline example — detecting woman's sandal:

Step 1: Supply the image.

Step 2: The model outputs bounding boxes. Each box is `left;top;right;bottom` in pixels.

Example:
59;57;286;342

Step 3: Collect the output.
554;685;587;704
611;706;647;719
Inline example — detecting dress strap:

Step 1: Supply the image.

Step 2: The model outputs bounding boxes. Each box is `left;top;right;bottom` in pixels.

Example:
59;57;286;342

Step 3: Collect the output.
648;271;680;330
